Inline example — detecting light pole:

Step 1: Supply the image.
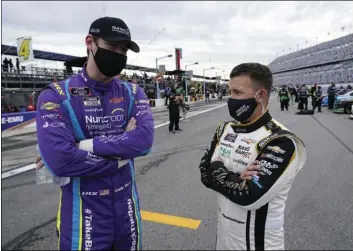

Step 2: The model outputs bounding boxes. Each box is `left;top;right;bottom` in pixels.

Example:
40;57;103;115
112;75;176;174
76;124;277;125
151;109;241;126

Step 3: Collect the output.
184;62;198;98
216;70;225;87
155;54;173;99
203;67;215;95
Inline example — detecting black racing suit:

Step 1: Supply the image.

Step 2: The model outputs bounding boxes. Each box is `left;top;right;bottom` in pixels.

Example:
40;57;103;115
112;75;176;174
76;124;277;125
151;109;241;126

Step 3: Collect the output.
327;86;336;110
168;93;180;132
313;89;323;112
298;87;308;110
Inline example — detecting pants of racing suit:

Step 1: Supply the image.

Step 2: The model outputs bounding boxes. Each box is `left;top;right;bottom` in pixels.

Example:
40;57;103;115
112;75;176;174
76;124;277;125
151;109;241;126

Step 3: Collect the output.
311;96;316;109
290;95;295;105
328;95;335;109
313;99;322;112
298;98;308;110
280;100;289;111
57;165;142;251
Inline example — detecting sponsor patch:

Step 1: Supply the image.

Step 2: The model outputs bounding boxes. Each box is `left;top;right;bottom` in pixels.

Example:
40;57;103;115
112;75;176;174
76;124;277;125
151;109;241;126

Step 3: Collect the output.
220;146;231;158
241;137;256;145
259;159;279;169
82;192;98;196
69;87;92;96
220;142;232;148
111;108;124;115
261;153;284;163
233;127;247;133
40;102;60;111
233;159;248;166
267;146;286;154
136;109;151;117
258;133;279;149
99;189;110;196
109;97;124;104
135;99;149;104
132;83;137;94
224;133;237;143
136;104;149;110
43;121;65;128
85;108;103;113
83;97;101;106
53;83;64;95
235;145;251;158
41;113;62;119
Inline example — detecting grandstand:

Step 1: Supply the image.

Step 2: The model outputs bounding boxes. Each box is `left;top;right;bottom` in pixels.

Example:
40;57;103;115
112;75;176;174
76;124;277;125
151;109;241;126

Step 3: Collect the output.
269;33;353;86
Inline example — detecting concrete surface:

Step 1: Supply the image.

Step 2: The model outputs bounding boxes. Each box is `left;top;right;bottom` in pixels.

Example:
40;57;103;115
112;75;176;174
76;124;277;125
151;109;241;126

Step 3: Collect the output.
1;100;226;174
1;99;353;250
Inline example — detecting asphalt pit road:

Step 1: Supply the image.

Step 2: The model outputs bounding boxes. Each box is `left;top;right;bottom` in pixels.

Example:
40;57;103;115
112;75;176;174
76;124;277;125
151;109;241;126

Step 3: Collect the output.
2;140;38;152
2;217;56;250
135;142;206;178
2;181;36;191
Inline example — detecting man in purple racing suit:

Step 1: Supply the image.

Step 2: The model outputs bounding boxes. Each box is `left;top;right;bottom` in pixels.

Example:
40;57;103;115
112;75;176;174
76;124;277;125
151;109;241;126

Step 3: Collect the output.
36;17;154;250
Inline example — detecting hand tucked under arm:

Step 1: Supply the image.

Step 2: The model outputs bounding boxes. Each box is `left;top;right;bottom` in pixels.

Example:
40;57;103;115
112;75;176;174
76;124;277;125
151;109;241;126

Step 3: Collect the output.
78;86;154;159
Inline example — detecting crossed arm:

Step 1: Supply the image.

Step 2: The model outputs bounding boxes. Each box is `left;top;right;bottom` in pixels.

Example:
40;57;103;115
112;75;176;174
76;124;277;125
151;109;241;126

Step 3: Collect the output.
36;86;153;177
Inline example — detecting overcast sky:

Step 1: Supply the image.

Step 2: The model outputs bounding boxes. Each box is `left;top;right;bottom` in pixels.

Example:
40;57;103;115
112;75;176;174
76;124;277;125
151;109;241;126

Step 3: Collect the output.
2;1;353;77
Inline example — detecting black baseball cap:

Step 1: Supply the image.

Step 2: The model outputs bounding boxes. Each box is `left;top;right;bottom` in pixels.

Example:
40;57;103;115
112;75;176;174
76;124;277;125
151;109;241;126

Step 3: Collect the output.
89;17;140;53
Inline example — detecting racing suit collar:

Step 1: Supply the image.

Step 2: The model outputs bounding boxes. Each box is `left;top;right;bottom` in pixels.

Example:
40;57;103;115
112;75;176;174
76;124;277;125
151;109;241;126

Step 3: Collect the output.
80;63;115;92
230;110;272;133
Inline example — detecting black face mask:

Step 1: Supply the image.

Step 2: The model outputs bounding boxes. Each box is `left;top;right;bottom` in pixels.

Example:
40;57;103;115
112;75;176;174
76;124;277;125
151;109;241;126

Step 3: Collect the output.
227;91;261;122
92;46;127;77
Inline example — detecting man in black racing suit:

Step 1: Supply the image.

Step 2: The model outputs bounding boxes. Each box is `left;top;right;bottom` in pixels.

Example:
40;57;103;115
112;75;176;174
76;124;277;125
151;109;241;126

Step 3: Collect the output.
199;63;307;250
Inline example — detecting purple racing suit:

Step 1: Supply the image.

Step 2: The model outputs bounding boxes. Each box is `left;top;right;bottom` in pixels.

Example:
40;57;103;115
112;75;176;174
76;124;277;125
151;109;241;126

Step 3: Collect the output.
36;66;154;250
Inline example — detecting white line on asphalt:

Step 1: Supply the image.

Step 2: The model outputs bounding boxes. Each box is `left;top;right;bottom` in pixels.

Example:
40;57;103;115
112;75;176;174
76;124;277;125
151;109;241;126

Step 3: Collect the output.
1;103;227;180
2;164;37;179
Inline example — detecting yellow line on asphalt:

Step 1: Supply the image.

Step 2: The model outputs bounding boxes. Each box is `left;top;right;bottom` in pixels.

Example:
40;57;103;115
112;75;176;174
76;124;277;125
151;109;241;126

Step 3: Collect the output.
141;210;201;230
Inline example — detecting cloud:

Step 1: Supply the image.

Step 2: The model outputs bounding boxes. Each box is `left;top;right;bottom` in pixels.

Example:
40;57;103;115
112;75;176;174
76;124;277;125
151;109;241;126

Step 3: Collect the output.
2;1;353;77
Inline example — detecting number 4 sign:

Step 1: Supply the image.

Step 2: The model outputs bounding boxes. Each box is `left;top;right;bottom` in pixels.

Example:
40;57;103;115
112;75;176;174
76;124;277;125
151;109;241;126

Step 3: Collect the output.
16;37;34;62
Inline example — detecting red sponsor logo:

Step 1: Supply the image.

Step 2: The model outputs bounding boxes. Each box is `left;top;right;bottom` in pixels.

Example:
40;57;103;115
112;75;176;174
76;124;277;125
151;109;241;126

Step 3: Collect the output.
109;97;124;104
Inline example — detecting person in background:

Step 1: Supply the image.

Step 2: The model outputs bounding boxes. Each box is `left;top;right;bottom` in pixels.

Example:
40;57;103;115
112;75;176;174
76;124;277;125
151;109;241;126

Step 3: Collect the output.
164;86;171;106
327;83;336;110
16;58;20;73
176;83;186;120
168;86;182;133
278;85;290;111
298;84;308;111
205;88;210;103
310;84;317;109
289;84;296;105
295;85;300;103
53;73;58;84
9;59;14;72
313;85;323;113
3;58;9;72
